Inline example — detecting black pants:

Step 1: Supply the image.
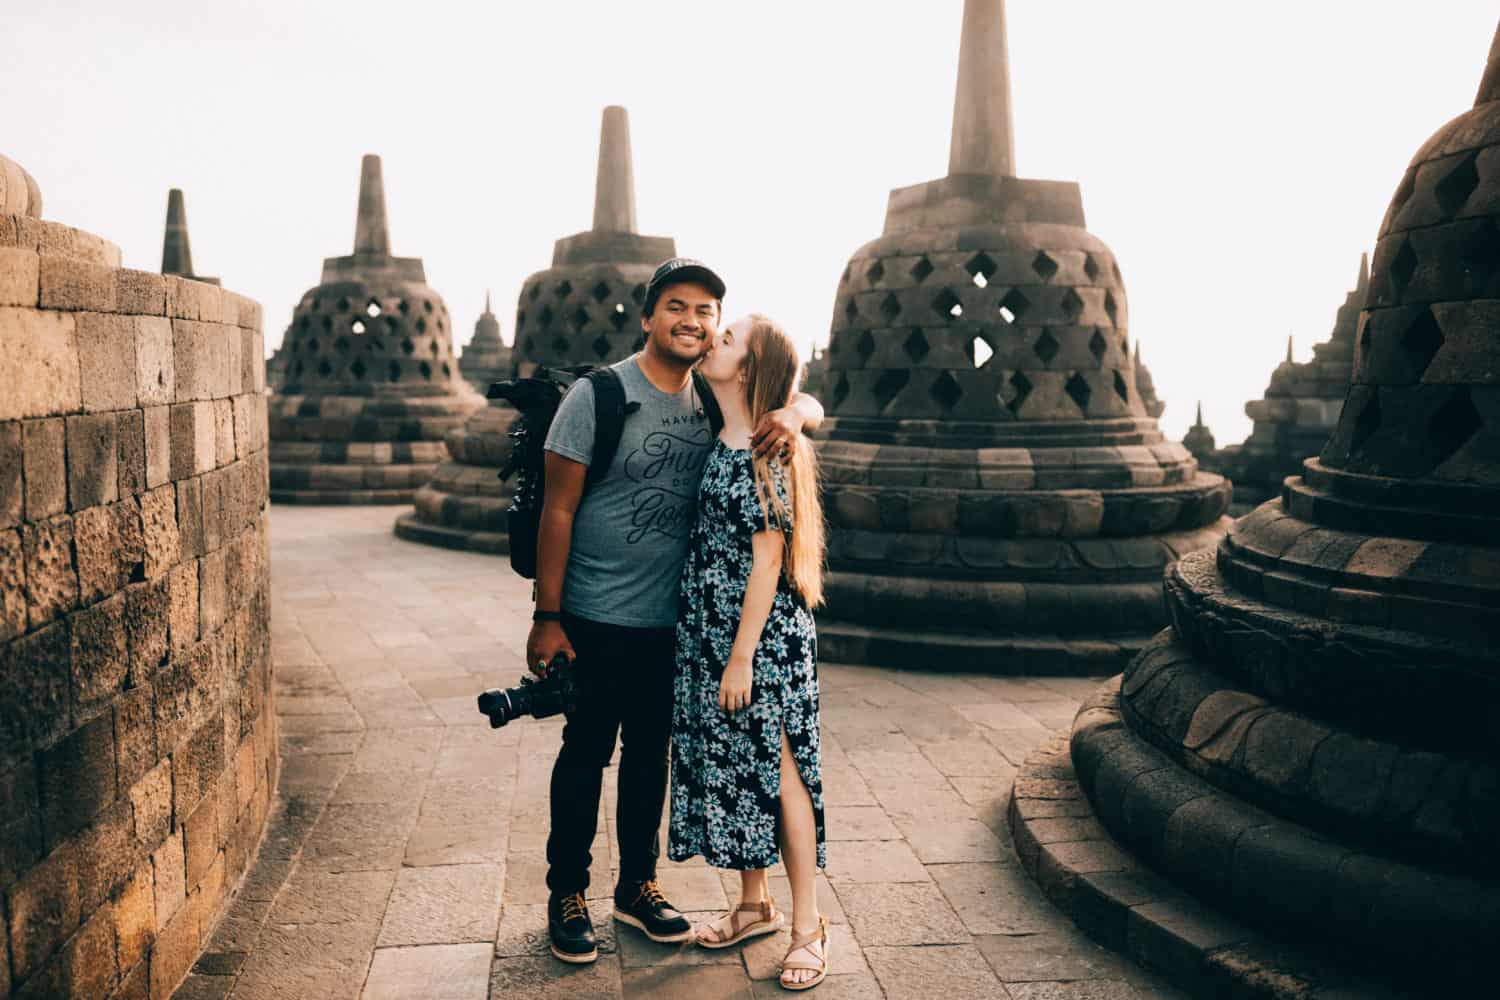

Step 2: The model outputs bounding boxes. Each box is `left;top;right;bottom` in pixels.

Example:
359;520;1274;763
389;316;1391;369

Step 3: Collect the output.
546;611;676;897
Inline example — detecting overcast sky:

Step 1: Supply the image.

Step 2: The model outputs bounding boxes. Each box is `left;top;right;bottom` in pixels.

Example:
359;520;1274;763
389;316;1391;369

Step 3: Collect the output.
7;1;1495;442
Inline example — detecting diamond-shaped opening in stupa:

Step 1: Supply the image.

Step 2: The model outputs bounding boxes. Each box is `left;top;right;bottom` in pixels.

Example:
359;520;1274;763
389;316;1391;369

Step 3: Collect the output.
631;284;646;304
911;257;934;283
1065;372;1092;413
1089;328;1108;364
419;360;432;380
880;293;901;321
1435;152;1480;218
866;260;885;285
1428;387;1483;468
972;272;988;289
966;252;997;283
972;337;994;369
335;336;350;354
528;286;541;302
401;337;415;355
351;321;366;335
1459;218;1500;284
337;296;351;312
1060;288;1084;322
1032;251;1059;282
555;280;573;298
592;335;611;359
933;289;963;319
552;336;570;356
1033;329;1060;365
1103;290;1119;326
1083;254;1100;283
538;305;555;329
1006;370;1032;414
318;359;333;377
1390;239;1418;297
930;371;962;411
856;330;876;363
592;281;612;303
572;307;590;329
872;369;910;411
365;300;381;318
999;289;1030;324
351;359;367;379
845;298;859;323
387;360;400;382
1113;369;1129;402
832;373;851;408
1350;392;1382;456
1400;308;1445;377
609;309;627;332
903;329;930;362
416;317;427;334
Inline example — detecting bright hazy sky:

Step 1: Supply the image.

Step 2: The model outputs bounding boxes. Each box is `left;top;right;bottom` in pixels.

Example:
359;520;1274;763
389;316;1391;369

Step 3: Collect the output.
8;1;1496;442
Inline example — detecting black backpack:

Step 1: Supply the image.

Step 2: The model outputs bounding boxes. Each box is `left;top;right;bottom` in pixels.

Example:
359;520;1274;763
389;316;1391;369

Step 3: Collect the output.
489;365;723;579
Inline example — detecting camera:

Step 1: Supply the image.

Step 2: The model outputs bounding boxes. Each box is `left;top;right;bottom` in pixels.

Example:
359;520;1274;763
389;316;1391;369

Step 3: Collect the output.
477;653;577;728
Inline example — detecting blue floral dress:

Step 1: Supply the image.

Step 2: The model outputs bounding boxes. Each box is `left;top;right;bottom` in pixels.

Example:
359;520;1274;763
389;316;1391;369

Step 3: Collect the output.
669;441;826;871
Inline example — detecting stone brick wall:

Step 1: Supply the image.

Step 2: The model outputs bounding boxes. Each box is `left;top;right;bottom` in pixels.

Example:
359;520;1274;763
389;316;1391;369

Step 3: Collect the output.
0;209;275;999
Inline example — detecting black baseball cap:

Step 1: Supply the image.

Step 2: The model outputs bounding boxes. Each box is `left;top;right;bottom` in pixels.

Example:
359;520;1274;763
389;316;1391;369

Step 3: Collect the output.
644;257;726;315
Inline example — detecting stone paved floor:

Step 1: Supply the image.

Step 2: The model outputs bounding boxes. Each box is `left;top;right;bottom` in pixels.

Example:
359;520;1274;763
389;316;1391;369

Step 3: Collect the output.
175;506;1186;1000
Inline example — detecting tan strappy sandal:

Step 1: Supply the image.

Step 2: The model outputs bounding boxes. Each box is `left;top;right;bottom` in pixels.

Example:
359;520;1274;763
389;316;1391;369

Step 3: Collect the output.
696;898;785;949
779;915;829;991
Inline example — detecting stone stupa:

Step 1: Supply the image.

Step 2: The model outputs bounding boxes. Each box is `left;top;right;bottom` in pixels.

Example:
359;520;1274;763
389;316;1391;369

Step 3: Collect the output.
1011;24;1500;995
456;290;512;392
1132;340;1164;418
160;188;218;285
814;0;1231;672
1208;256;1368;511
269;155;481;503
394;106;675;551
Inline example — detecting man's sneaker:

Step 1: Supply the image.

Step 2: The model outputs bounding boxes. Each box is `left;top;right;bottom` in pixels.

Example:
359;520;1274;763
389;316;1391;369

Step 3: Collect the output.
613;879;693;943
548;892;598;964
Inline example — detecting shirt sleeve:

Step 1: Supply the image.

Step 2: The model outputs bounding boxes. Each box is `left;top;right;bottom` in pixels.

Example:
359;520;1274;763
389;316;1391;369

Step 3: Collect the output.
543;377;596;466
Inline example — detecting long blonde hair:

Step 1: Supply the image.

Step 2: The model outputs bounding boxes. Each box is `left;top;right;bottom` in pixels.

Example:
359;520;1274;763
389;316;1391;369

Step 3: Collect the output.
741;314;825;608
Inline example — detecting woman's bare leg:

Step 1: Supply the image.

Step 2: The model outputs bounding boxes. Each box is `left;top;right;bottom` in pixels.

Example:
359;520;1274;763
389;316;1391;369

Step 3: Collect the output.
778;727;823;985
694;867;772;945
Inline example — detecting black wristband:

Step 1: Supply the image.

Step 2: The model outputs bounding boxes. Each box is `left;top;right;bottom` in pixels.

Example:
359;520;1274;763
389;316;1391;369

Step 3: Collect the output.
532;609;563;623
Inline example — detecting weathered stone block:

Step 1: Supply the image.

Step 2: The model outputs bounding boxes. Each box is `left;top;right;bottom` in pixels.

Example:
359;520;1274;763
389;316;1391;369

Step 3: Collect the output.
175;477;204;560
138;484;179;581
0;622;70;770
77;797;135;913
172;717;224;827
198;548;227;635
111;413;146;503
213;398;234;468
168;560;199;651
0;528;23;643
113;683;157;792
154;642;215;754
39;254;117;312
66;412;119;510
114;864;156;974
166;276;221;324
143;405;171;489
69;590;128;718
232;394;254;460
77;312;137;413
149;881;199;1000
200;473;223;554
183;788;219;886
135;316;174;408
0;308;79;421
37;712;115;843
0;247;40;306
72;503;121;606
22;515;77;629
151;827;187;928
0;758;43;889
0;421;20;529
192;400;216;474
116;270;166;316
130;758;172;848
124;573;169;671
21;417;66;519
5;837;81;980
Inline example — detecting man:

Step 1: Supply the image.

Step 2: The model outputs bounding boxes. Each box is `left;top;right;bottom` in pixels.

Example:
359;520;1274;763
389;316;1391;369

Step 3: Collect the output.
527;258;824;964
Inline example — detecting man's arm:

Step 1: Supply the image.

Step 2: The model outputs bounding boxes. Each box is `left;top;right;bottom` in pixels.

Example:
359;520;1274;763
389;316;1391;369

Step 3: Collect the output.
750;391;825;460
525;452;587;674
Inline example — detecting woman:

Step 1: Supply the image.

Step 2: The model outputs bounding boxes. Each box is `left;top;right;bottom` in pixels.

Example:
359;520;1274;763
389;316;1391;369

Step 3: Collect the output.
668;314;829;990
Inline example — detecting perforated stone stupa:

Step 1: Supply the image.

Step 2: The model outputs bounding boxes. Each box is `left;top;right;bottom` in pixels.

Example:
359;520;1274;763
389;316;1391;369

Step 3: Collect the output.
0;152;276;999
1012;27;1500;995
1203;256;1368;511
456;290;512;392
815;0;1231;672
395;106;674;551
269;154;481;504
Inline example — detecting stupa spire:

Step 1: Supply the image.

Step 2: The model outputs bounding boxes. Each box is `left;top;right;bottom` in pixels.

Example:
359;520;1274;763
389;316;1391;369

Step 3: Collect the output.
1357;251;1370;293
1475;20;1500;106
484;289;492;314
592;105;638;233
1286;334;1294;364
948;0;1016;177
354;154;391;256
161;188;195;277
1195;401;1204;426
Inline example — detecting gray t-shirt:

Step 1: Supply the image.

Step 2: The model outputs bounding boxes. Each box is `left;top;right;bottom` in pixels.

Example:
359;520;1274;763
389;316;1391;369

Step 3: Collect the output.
544;356;714;627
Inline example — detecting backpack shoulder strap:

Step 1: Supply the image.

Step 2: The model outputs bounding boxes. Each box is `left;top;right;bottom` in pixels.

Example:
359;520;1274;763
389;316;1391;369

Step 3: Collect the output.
692;369;725;436
583;367;628;487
